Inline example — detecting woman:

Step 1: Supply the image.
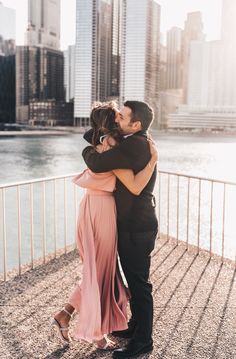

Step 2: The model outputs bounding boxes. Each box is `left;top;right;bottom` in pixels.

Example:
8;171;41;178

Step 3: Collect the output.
52;102;158;350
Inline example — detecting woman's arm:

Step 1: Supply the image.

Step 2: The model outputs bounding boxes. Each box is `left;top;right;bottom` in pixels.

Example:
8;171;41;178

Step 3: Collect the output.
113;140;158;195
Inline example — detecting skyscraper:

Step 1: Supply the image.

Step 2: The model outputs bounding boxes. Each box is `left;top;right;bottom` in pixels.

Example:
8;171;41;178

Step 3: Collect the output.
221;0;236;43
0;2;16;124
0;2;15;41
25;0;60;50
16;0;66;124
182;12;204;102
74;0;120;126
119;0;160;126
64;45;75;103
166;27;183;90
16;46;64;123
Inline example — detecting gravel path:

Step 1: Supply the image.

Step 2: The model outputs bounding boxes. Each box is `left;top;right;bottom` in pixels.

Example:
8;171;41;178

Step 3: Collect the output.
1;236;236;359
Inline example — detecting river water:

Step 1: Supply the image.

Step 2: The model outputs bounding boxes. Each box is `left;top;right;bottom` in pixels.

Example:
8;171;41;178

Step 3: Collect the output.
1;131;236;184
0;131;236;273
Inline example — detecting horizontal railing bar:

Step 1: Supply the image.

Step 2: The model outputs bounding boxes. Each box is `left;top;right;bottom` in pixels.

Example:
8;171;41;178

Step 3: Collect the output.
159;170;236;186
1;170;236;190
0;173;79;189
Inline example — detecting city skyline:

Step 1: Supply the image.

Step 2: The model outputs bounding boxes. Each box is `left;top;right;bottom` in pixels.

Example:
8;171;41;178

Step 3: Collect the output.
1;0;222;49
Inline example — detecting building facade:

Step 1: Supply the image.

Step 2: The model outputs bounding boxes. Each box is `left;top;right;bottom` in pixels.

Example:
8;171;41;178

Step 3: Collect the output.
16;46;64;123
0;54;15;123
182;12;205;103
74;0;117;126
64;45;75;103
0;2;15;41
25;0;60;50
119;0;160;127
166;27;183;90
0;2;16;124
221;0;236;43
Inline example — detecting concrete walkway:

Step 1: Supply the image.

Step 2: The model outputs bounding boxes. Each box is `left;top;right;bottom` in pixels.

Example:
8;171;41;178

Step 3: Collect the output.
0;236;236;359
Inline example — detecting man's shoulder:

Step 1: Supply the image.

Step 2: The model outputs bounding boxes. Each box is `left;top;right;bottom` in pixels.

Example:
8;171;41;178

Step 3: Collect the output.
123;132;147;144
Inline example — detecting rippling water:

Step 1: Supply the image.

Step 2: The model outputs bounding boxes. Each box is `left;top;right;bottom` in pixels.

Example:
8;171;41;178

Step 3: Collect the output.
1;131;236;184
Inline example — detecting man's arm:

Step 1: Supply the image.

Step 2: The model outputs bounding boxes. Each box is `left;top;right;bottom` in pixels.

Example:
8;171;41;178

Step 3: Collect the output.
82;143;133;172
83;128;93;144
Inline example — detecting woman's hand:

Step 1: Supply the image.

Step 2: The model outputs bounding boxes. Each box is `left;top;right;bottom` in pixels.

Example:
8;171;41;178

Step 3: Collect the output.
148;137;158;163
96;144;103;153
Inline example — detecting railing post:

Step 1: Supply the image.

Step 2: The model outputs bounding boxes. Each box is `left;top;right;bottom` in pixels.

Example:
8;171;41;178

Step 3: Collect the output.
53;179;57;258
30;184;34;269
186;177;190;250
176;175;179;245
221;183;226;262
17;186;22;275
64;178;67;253
197;179;201;254
42;182;46;264
74;183;77;249
210;181;214;257
158;171;161;238
167;174;170;240
2;188;7;281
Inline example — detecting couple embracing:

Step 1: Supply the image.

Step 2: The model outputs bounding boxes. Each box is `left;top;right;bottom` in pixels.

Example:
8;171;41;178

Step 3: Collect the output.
52;100;158;358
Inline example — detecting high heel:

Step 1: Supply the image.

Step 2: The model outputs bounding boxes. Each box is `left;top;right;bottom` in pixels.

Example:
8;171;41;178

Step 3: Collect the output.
51;307;73;343
95;336;119;351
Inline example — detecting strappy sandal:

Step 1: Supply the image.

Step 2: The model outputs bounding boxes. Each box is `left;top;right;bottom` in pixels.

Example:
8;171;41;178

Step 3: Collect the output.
95;336;119;351
51;307;73;343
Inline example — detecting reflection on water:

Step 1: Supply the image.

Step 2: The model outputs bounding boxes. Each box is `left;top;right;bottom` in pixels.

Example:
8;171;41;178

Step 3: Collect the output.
0;133;236;184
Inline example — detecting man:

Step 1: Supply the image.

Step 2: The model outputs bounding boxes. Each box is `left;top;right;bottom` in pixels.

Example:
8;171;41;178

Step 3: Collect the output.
82;100;158;358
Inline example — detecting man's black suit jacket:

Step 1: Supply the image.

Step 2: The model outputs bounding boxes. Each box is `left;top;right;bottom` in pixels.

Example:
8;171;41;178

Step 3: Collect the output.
82;130;158;233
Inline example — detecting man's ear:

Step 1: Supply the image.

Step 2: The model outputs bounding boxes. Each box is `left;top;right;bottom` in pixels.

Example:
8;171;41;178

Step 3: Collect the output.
132;121;142;131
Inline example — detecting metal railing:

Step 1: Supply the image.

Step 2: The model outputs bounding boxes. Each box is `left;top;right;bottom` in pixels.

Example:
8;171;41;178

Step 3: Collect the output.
0;173;83;281
1;170;236;282
158;170;236;264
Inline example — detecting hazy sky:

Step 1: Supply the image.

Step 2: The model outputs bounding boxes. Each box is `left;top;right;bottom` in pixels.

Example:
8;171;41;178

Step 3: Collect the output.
1;0;222;49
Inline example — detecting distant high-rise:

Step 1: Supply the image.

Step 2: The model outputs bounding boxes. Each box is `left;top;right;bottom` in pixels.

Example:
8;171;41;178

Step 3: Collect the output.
25;0;61;50
64;45;75;102
74;0;117;126
111;0;122;97
16;0;67;124
16;46;64;123
166;27;183;90
120;0;160;126
0;2;16;123
182;12;204;102
159;44;167;91
0;2;15;41
221;0;236;43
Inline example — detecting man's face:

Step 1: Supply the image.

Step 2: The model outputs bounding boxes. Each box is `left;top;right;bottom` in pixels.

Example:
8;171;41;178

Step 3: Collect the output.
115;106;137;135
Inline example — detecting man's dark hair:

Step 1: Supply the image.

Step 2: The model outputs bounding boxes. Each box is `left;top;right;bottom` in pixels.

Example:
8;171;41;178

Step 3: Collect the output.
124;100;154;131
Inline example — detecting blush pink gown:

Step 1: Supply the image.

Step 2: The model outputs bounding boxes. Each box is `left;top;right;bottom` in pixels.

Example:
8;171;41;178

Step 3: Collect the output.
68;169;128;342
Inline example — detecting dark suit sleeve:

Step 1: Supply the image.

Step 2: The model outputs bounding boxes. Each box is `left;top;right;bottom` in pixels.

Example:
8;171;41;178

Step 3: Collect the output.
82;142;133;172
83;128;104;145
83;128;93;144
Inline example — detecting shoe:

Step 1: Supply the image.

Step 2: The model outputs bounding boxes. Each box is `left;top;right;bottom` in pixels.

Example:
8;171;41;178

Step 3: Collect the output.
95;336;119;351
51;307;73;343
112;318;137;339
112;340;153;358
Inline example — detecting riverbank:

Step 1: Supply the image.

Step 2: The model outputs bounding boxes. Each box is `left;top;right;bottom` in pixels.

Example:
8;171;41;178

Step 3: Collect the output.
0;126;87;137
1;128;236;138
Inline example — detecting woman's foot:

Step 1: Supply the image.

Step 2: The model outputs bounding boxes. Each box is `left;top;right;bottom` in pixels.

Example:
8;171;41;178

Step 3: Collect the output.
95;337;119;351
52;305;74;343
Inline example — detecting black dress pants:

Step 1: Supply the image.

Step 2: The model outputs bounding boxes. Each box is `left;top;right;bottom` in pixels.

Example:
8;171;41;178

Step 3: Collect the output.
118;230;157;344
